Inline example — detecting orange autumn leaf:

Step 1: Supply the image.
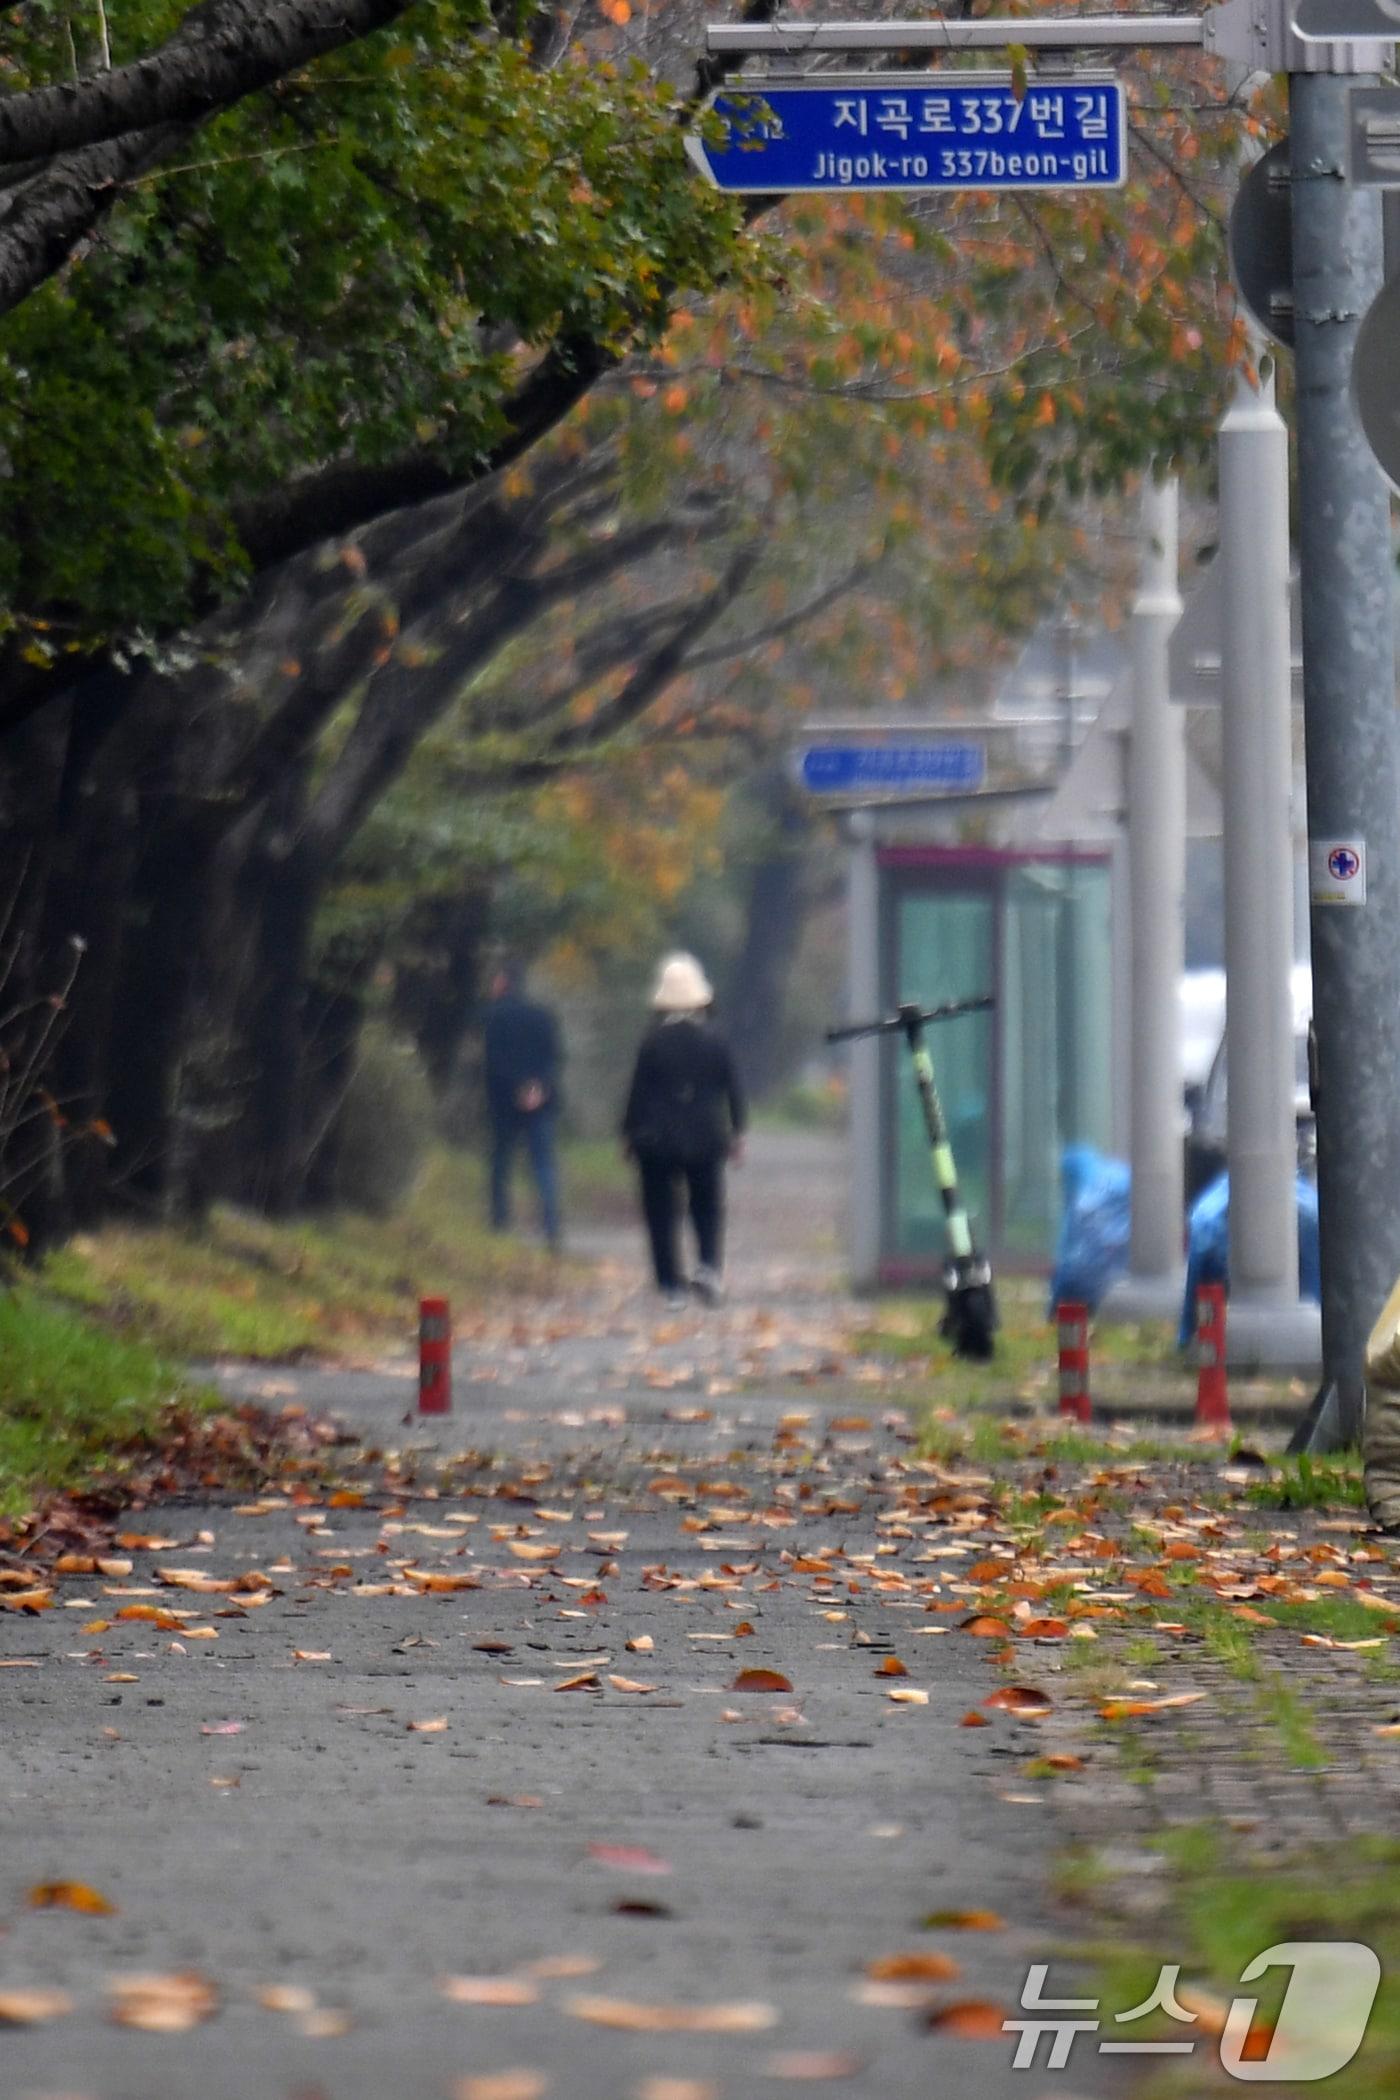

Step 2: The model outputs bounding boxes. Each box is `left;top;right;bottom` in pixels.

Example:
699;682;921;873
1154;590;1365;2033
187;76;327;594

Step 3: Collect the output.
731;1668;793;1694
0;1987;74;2024
926;1999;1011;2037
402;1568;480;1593
960;1616;1011;1638
922;1909;1006;1931
107;1971;218;2032
983;1686;1053;1718
28;1881;117;1915
959;1710;991;1728
865;1952;961;1982
1099;1691;1207;1720
875;1657;908;1677
564;1994;776;2033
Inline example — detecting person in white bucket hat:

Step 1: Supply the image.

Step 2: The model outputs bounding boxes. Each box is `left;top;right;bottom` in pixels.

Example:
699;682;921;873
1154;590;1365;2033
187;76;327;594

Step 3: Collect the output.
621;952;747;1307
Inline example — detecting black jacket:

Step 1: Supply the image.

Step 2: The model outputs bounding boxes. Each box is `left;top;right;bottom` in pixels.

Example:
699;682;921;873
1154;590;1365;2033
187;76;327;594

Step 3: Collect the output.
622;1016;746;1165
484;994;561;1118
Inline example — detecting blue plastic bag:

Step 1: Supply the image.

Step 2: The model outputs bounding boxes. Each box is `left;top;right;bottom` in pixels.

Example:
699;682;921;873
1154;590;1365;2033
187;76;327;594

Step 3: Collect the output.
1048;1145;1132;1315
1178;1172;1321;1344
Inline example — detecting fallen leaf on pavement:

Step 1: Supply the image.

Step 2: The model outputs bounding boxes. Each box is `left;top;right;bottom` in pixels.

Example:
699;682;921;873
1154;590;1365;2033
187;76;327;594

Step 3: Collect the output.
407;1716;449;1732
763;2052;864;2080
440;1976;539;2006
403;1569;480;1593
509;1542;561;1562
960;1616;1011;1638
635;2082;718;2100
554;1672;600;1692
521;1953;600;1979
200;1721;244;1736
587;1843;671;1875
731;1669;793;1694
0;1589;53;1611
292;1650;332;1663
454;2074;549;2100
108;1971;218;2031
983;1686;1053;1718
959;1710;990;1728
874;1657;908;1677
921;1909;1005;1931
887;1687;929;1705
608;1676;657;1694
1099;1692;1207;1720
115;1606;186;1629
625;1635;654;1653
0;1987;75;2024
564;1994;777;2033
865;1953;961;1982
28;1881;116;1915
926;1999;1011;2038
257;1984;318;2014
852;1979;938;2009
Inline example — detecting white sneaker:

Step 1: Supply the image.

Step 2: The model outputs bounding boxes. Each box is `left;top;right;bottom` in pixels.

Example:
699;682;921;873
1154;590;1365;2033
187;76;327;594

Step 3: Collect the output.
662;1289;690;1312
692;1264;725;1307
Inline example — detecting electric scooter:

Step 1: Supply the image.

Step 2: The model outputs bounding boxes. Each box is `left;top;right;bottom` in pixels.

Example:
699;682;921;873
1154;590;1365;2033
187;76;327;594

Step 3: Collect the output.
826;996;998;1361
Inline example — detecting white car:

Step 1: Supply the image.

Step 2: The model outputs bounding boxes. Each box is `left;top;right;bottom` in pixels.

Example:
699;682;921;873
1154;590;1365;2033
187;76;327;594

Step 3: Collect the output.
1185;964;1314;1200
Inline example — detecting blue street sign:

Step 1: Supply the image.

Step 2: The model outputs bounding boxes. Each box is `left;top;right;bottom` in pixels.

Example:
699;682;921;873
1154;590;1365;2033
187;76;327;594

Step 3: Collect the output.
687;74;1126;194
800;743;986;795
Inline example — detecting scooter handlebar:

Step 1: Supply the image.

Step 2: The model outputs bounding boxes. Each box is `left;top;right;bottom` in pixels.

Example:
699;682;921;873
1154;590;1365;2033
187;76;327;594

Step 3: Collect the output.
825;994;994;1044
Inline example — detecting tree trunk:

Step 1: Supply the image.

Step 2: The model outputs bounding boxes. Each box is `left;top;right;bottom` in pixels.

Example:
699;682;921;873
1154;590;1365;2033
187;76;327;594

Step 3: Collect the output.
392;879;495;1098
103;812;222;1215
725;778;815;1102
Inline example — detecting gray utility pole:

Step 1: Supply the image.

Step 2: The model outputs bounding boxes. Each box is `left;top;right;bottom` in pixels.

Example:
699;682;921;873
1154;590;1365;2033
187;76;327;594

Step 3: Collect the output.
1218;367;1315;1363
1292;67;1400;1445
1123;476;1186;1296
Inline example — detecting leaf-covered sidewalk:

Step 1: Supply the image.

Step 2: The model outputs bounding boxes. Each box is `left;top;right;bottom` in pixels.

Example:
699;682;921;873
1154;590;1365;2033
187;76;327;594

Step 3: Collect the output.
4;1131;1400;2096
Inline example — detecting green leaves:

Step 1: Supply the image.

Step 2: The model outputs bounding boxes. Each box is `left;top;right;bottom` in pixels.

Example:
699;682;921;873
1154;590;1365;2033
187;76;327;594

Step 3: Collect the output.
0;15;756;643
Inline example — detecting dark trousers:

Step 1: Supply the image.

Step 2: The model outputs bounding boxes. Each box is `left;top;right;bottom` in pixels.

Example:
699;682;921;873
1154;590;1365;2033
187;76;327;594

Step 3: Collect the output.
490;1108;560;1247
636;1152;724;1289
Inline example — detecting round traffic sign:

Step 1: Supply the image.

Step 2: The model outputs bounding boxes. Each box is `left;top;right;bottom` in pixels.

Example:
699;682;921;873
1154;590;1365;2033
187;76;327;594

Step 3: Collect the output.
1228;140;1294;350
1352;272;1400;491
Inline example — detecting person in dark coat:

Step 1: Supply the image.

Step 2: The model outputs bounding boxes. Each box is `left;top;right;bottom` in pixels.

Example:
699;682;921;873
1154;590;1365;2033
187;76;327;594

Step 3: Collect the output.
483;958;562;1252
621;952;746;1307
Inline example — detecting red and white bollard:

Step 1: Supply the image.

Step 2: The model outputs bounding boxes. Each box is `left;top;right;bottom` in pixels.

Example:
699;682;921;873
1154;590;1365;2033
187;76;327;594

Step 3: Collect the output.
1056;1301;1091;1424
418;1295;452;1416
1194;1282;1230;1431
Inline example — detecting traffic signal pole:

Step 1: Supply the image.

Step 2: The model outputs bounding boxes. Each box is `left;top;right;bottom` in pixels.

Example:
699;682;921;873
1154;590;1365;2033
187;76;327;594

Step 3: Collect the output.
1290;67;1400;1447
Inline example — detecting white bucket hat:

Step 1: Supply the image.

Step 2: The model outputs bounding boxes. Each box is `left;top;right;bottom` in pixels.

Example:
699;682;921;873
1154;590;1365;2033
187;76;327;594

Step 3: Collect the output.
651;951;713;1014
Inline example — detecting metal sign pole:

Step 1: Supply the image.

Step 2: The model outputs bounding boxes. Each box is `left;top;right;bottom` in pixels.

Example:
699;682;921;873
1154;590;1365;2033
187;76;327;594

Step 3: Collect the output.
1290;66;1400;1447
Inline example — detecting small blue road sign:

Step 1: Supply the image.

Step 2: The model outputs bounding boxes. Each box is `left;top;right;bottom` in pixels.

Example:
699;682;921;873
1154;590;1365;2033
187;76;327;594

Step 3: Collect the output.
800;743;986;795
687;74;1126;194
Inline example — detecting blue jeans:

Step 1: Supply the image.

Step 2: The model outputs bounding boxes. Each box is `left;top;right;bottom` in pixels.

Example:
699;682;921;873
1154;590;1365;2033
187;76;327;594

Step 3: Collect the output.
490;1108;561;1248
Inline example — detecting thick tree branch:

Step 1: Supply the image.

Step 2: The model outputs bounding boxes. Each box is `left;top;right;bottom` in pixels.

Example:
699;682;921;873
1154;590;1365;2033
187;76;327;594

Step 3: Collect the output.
460;543;757;788
0;0;417;170
680;558;877;669
0;123;190;318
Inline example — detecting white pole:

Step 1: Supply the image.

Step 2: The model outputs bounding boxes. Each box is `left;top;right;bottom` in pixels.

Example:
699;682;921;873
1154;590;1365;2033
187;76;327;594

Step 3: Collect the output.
1219;366;1300;1304
845;812;881;1289
1126;475;1186;1281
